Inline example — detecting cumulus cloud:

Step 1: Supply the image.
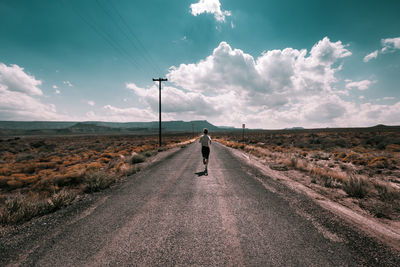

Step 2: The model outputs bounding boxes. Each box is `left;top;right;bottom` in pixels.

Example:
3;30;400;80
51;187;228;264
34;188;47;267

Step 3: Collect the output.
190;0;231;22
0;89;62;120
160;37;399;128
345;79;375;90
127;82;221;117
363;50;378;62
52;85;58;89
0;62;70;120
55;89;61;94
0;63;43;95
88;100;95;106
167;37;351;111
381;37;400;53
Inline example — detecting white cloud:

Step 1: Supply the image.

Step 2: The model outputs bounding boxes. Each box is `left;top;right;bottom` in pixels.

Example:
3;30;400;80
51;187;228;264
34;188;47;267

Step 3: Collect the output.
0;62;70;121
88;100;95;106
345;79;375;90
0;63;43;95
0;85;65;121
102;105;157;122
383;96;395;100
190;0;231;22
363;50;378;62
126;82;221;117
55;89;61;94
63;80;73;87
167;37;351;109
52;85;58;89
160;37;400;128
363;37;400;62
381;37;400;53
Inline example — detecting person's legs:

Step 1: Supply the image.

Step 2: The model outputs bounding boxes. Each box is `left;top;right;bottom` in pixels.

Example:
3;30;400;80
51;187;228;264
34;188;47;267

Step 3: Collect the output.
204;147;210;173
201;146;210;173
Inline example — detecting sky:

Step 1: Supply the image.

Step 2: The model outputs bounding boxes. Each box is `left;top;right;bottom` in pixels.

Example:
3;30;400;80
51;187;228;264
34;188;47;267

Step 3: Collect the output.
0;0;400;129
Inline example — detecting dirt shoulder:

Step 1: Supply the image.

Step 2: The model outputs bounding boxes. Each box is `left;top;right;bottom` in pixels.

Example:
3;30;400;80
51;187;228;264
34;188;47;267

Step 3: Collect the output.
219;141;400;253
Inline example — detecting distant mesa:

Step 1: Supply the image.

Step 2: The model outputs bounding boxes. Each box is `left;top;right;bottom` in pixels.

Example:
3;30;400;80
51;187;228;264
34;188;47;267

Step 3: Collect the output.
371;124;388;128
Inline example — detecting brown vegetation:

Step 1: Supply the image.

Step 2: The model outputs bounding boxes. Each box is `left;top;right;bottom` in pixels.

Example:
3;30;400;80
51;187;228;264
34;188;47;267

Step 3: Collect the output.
0;134;193;224
215;128;400;220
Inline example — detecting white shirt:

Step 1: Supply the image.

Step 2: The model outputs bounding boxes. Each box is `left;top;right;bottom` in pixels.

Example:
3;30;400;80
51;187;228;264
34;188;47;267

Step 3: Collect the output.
199;134;211;147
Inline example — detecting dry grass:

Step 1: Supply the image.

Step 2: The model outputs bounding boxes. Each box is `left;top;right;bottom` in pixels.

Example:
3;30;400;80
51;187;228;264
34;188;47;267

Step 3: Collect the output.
0;133;193;225
215;128;400;219
83;171;115;193
342;176;370;198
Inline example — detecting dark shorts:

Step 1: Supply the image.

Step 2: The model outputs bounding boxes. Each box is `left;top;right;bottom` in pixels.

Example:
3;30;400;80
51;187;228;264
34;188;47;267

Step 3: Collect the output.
202;146;210;159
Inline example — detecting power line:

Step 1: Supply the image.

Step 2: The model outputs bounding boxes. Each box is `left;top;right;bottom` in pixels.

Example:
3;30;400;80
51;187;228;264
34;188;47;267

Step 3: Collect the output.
94;0;151;70
106;0;163;75
62;0;144;73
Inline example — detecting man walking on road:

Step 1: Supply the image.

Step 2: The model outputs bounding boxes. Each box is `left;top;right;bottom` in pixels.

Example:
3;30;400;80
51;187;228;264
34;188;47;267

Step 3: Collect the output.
199;128;211;175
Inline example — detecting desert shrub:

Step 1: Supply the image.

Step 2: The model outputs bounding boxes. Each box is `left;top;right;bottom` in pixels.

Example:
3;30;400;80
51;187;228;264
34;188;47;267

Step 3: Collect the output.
86;162;102;171
333;151;347;160
377;142;386;150
30;140;46;148
0;190;76;225
342;153;359;162
0;194;35;224
335;138;348;148
295;159;309;172
374;183;400;202
21;163;36;174
142;150;157;157
309;166;346;188
101;153;115;159
131;154;146;164
120;166;140;176
15;153;35;162
387;144;400;152
35;162;57;170
342;176;369;198
84;171;115;192
18;175;39;185
367;157;388;168
97;157;111;163
49;189;76;208
6;180;24;189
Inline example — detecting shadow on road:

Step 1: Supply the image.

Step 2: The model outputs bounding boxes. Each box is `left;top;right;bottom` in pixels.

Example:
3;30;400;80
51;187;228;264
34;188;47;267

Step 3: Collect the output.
195;171;207;177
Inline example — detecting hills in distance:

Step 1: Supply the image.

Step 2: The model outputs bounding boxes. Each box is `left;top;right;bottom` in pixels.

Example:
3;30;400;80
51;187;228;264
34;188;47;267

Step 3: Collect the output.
0;120;223;136
0;120;398;136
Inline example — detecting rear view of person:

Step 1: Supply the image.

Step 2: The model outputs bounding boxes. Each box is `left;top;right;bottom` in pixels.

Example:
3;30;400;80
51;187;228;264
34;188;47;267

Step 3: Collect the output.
199;128;211;175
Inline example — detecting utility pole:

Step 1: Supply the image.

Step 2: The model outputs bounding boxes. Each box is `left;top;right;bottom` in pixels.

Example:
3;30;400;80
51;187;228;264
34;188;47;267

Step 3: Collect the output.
242;124;245;142
152;77;167;147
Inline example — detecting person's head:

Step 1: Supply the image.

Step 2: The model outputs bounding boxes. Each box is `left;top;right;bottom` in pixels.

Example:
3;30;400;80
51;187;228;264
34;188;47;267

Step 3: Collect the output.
203;128;208;134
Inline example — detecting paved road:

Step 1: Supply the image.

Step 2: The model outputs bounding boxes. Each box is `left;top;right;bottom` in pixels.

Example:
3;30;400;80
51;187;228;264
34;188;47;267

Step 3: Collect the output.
2;142;400;266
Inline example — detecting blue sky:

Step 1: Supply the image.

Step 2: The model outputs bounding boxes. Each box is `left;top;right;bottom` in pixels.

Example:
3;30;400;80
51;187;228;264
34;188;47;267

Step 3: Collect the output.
0;0;399;128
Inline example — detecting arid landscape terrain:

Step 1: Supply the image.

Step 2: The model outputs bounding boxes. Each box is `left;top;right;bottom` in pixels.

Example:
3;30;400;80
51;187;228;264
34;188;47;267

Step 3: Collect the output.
214;126;400;222
0;133;194;224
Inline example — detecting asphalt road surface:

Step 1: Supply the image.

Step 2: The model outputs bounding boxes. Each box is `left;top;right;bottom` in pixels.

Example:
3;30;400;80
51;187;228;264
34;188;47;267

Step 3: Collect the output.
1;142;400;266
